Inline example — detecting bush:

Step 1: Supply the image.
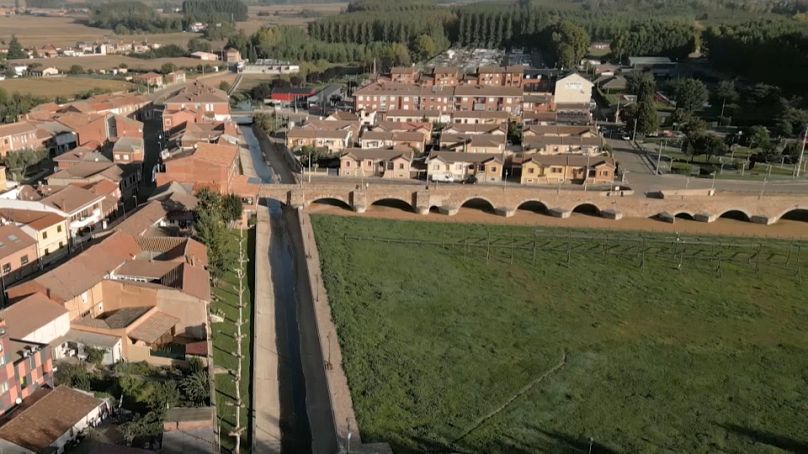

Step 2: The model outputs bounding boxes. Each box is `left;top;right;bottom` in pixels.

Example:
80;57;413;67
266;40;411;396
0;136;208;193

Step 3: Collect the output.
85;347;106;366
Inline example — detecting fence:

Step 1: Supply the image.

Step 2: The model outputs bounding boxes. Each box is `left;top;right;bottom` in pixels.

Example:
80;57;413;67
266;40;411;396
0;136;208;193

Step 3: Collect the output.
343;230;807;276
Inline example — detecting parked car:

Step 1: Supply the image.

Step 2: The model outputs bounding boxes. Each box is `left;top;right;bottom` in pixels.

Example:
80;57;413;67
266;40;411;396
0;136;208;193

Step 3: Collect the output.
431;174;454;183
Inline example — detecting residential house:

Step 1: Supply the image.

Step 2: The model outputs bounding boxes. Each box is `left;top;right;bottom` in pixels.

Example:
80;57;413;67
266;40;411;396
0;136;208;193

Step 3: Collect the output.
190;51;219;61
628;56;677;78
224;48;241;63
451;111;510;125
384;109;444;123
111;115;144;141
37;185;107;236
522;93;554;113
267;87;318;107
113;136;145;164
0;208;70;266
359;130;426;152
134;72;164;88
162;407;217;454
179;121;239;149
155;142;240;195
163;81;231;131
519;154;616;185
325;111;359;122
52;147;111;170
286;128;353;154
0;293;70;359
0;122;41;157
0;386;109;452
522;125;603;155
0;224;38;284
165;71;186;85
426;151;503;183
47;161;138;200
339;148;414;179
354;82;421;113
0;320;54;416
31;121;77;157
54;113;111;148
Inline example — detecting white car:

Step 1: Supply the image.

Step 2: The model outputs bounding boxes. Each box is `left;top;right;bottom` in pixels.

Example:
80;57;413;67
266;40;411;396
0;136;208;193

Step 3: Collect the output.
431;174;454;183
622;135;632;141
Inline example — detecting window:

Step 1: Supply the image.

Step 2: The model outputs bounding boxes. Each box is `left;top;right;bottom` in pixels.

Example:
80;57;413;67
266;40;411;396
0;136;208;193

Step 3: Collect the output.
528;167;535;174
44;248;49;256
490;166;497;172
2;263;9;274
345;161;351;167
42;231;48;240
19;376;27;390
20;255;28;266
552;167;562;174
57;225;62;233
398;163;404;169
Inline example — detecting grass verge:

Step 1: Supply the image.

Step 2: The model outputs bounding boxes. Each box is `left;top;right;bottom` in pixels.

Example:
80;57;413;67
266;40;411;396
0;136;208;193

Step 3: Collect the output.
312;215;808;453
212;228;255;453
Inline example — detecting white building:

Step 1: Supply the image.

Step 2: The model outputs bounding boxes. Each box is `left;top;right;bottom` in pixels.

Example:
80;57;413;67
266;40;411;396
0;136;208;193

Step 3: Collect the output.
554;73;594;107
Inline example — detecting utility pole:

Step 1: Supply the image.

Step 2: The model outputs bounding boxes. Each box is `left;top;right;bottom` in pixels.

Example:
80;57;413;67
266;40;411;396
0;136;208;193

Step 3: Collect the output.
796;125;807;178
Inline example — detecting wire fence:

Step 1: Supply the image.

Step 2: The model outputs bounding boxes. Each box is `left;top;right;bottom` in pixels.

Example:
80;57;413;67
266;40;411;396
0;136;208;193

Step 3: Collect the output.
342;230;807;277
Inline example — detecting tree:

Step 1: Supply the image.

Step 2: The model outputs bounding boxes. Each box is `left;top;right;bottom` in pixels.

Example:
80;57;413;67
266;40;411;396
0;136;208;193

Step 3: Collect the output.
180;368;210;405
85;347;106;366
160;62;176;74
194;190;236;281
3;148;46;181
54;362;91;390
671;78;708;113
411;34;437;61
222;194;243;224
695;133;728;162
219;81;232;93
188;37;212;53
634;74;659;135
749;125;771;150
68;64;84;75
7;35;26;59
545;20;590;68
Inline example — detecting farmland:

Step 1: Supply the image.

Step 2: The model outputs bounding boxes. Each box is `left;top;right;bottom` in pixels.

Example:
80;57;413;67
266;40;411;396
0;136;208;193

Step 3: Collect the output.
0;76;130;98
312;215;808;453
8;55;213;72
0;15;199;48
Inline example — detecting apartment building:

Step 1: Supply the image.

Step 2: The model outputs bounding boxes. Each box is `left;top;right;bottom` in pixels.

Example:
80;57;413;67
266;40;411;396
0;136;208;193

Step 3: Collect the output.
522;125;604;155
156;142;242;196
451;111;510;125
390;66;419;84
475;65;524;87
163;81;231;125
338;148;414;179
453;86;523;114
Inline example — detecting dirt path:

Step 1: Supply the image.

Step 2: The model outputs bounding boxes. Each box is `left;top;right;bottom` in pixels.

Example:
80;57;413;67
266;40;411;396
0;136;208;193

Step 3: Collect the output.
307;204;808;240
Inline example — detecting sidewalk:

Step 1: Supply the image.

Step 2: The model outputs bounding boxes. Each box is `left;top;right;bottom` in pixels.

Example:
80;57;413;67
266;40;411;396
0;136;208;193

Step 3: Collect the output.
252;208;282;453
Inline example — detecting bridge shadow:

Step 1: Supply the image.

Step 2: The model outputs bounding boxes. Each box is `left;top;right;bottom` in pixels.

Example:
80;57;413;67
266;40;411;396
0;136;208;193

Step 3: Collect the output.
571;203;601;217
780;209;808;222
460;198;496;215
311;198;353;212
517;201;550;215
371;198;414;213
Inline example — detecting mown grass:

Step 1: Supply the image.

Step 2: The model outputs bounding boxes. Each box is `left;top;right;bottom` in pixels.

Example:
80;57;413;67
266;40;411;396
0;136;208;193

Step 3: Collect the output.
0;77;130;98
312;215;808;453
212;229;255;453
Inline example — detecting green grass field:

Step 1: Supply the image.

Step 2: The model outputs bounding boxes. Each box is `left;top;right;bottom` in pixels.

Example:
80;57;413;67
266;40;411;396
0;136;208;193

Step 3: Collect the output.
312;215;808;453
212;229;254;453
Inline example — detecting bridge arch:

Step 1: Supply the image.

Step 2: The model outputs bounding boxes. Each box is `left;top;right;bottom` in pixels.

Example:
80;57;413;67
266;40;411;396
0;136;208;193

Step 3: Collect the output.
459;197;497;214
571;202;602;217
772;207;808;223
673;211;696;220
309;197;353;211
717;209;752;222
370;197;414;212
516;199;550;215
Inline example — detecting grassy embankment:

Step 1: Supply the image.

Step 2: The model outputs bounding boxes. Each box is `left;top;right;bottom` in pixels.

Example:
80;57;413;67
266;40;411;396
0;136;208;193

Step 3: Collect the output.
313;215;808;453
212;229;255;453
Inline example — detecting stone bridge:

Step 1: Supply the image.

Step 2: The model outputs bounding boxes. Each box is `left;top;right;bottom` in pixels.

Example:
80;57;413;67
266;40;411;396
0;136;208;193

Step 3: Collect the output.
258;183;808;225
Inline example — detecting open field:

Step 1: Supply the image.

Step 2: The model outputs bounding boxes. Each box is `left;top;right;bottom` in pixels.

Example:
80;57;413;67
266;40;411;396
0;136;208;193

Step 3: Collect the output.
212;230;254;453
8;55;213;72
0;76;131;98
312;214;808;453
0;15;199;48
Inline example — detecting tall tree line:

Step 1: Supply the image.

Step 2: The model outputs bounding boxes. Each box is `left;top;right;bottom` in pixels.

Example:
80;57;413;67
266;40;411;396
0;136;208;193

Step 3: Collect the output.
182;0;248;22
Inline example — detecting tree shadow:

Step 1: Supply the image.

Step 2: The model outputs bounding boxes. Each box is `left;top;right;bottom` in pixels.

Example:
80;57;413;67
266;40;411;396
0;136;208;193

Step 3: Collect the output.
717;423;808;453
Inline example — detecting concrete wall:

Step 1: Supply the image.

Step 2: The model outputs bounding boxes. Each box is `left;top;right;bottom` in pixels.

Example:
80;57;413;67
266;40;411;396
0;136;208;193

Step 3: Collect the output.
23;312;70;345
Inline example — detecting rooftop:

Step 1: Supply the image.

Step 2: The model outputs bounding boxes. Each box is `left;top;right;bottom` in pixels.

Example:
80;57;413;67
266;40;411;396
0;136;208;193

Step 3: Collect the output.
0;293;67;340
0;224;36;258
0;386;103;453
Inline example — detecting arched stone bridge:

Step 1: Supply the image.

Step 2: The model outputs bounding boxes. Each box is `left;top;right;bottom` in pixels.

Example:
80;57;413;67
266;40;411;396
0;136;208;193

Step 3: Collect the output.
258;183;808;225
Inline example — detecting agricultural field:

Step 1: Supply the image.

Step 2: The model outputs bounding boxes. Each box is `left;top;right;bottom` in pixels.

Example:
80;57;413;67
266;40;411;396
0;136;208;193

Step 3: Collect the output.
8;55;212;72
0;15;199;48
312;215;808;453
0;76;130;98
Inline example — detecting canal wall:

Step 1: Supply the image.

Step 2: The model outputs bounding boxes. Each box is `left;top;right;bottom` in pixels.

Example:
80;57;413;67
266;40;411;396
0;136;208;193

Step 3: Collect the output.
253;207;283;453
294;209;393;453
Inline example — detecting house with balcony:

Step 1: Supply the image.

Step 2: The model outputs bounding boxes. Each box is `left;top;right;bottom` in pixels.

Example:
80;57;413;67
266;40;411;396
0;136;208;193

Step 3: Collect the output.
38;185;106;237
453;86;523;114
359;130;427;153
0;208;70;266
519;154;616;185
339;148;414;179
426;151;503;183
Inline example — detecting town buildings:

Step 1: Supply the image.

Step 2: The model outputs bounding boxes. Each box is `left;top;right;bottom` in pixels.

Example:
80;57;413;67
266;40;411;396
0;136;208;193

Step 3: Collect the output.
339;148;414;179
